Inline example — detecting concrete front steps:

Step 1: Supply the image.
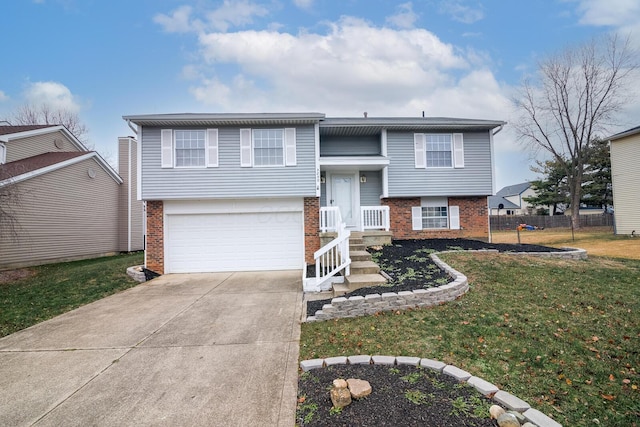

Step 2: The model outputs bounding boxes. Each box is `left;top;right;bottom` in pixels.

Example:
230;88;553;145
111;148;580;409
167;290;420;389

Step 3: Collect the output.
333;233;387;297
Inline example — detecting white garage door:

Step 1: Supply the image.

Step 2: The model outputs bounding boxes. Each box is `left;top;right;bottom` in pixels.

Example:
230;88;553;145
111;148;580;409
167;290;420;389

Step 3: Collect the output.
165;210;303;273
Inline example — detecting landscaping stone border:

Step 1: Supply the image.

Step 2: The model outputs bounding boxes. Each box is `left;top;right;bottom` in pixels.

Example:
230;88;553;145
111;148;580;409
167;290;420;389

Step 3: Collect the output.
299;354;563;427
305;247;586;322
126;265;146;283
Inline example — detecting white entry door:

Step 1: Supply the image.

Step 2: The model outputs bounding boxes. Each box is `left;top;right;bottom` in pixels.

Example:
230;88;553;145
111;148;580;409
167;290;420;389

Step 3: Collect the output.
331;174;357;228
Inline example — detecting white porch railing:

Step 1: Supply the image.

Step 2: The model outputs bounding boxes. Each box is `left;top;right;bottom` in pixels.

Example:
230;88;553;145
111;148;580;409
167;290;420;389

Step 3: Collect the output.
313;222;351;291
361;206;390;231
320;206;342;232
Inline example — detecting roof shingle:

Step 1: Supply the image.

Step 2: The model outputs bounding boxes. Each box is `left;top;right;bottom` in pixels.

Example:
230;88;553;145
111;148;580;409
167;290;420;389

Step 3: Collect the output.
0;152;89;181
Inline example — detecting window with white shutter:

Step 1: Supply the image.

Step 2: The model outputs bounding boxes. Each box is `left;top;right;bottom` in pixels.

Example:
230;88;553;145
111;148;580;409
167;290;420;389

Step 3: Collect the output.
161;129;173;168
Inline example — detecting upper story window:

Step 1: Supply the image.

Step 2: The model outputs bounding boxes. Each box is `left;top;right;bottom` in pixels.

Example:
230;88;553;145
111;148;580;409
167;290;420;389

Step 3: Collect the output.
175;130;205;167
253;129;284;167
414;133;464;169
425;134;452;168
240;127;297;168
161;129;218;169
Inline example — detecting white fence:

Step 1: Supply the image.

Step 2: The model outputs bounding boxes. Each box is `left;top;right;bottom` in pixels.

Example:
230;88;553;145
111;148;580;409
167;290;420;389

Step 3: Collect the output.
361;206;390;231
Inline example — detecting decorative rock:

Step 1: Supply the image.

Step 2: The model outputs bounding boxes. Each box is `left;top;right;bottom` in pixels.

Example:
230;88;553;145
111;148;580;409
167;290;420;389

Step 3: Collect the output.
330;379;352;408
508;410;527;424
497;412;521;427
347;378;372;399
490;405;506;419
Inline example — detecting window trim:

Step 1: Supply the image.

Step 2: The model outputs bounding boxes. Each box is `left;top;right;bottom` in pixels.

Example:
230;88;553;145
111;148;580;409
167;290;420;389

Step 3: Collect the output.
414;133;464;169
174;129;207;169
411;197;460;230
252;128;285;168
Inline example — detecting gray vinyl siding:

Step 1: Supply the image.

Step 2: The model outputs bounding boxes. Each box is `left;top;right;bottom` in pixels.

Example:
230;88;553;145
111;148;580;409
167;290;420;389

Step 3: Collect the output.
0;158;120;269
6;131;79;163
117;137;144;252
320;135;381;156
140;125;317;199
360;171;382;206
387;131;493;197
610;134;640;235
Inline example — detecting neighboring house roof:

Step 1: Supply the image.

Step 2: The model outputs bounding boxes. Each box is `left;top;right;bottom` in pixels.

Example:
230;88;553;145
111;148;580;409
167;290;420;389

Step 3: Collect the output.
488;195;519;210
0;151;123;186
0;125;56;136
488;182;532;209
495;182;531;197
608;125;640;141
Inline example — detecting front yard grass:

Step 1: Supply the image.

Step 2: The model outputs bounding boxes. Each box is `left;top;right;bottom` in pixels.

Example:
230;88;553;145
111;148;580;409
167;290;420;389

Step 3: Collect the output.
300;252;640;425
0;252;144;337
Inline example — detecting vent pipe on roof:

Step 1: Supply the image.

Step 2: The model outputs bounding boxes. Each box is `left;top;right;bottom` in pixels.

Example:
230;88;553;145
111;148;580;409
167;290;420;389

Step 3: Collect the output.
363;112;368;118
422;111;425;118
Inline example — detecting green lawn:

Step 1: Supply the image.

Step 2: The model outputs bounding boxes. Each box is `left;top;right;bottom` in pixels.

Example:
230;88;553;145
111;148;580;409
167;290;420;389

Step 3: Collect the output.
300;253;640;425
0;252;144;337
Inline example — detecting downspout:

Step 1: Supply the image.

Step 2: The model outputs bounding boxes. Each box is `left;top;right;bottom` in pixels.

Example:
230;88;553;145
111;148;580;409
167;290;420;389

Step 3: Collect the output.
128;137;132;252
492;124;504;136
488;124;505;243
126;119;138;135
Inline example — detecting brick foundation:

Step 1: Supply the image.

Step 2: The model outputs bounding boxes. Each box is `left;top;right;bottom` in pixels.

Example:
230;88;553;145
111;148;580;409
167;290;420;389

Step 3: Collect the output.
381;196;489;240
304;197;320;264
146;200;164;274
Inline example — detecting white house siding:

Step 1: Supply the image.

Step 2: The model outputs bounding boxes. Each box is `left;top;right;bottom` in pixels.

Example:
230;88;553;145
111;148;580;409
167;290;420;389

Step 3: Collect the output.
5;130;79;163
610;134;640;235
386;130;493;197
140;125;317;199
0;158;120;269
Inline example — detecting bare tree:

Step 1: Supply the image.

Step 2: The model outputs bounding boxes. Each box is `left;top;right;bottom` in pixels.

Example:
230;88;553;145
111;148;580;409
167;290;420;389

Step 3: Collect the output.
8;103;91;147
0;179;23;242
513;34;638;228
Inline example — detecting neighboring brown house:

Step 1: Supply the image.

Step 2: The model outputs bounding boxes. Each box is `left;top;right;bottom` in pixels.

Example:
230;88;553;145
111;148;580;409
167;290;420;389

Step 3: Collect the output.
0;124;143;269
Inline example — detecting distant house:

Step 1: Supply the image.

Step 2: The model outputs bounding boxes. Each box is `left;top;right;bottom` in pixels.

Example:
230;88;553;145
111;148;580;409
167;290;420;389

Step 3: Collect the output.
0;124;143;269
608;125;640;235
489;182;544;215
124;112;505;277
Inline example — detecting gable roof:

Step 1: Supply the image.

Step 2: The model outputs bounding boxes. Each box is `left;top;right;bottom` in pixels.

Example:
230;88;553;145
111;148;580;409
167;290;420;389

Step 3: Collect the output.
488;195;520;210
123;112;326;127
495;182;531;197
608;125;640;141
0;151;123;186
0;125;57;136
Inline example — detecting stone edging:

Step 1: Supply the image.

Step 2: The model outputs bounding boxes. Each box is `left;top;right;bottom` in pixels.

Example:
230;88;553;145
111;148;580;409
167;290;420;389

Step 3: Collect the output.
126;265;146;283
299;355;562;427
306;247;587;322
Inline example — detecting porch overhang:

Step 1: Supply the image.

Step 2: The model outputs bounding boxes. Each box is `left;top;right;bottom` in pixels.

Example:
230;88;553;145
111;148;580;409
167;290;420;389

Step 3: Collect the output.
319;156;389;171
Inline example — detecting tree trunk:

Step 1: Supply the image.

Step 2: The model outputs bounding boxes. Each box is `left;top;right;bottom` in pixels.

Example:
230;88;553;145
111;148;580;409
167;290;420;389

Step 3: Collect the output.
570;181;582;230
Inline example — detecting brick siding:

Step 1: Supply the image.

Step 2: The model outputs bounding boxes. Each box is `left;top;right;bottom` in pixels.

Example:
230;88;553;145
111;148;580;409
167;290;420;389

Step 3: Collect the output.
146;200;164;274
304;197;320;264
382;196;488;240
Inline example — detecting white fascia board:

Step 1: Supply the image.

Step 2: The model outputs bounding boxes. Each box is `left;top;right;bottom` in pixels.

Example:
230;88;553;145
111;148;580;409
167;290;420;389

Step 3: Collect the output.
0;152;123;187
318;157;390;167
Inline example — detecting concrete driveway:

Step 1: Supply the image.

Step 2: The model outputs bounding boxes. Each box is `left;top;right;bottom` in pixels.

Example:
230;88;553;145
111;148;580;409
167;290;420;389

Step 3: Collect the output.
0;271;303;427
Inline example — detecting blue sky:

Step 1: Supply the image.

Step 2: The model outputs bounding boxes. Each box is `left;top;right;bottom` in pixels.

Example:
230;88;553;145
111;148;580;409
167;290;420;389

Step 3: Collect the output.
2;0;639;189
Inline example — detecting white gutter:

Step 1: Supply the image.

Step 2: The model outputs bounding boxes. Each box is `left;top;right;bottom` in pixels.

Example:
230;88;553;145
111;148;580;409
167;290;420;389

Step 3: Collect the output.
492;124;504;136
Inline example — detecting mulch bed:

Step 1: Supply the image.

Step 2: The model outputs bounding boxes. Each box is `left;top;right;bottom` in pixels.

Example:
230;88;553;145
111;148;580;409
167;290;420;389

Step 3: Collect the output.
306;238;565;316
297;364;498;426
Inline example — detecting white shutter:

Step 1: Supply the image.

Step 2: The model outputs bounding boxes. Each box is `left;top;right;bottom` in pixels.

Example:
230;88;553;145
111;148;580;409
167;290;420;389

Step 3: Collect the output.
411;206;423;230
161;129;173;168
206;129;219;167
449;205;460;229
284;128;296;166
453;133;464;168
240;128;252;167
414;134;425;168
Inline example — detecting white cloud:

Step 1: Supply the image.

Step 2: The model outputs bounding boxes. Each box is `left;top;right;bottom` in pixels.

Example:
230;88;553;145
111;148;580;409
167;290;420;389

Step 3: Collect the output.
182;15;513;129
23;81;81;112
155;1;269;34
439;0;484;24
154;5;199;33
386;2;418;29
574;0;640;27
293;0;314;10
0;90;9;102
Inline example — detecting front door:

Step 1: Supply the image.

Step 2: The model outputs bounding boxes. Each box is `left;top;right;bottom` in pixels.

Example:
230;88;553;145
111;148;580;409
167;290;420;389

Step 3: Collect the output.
330;174;357;228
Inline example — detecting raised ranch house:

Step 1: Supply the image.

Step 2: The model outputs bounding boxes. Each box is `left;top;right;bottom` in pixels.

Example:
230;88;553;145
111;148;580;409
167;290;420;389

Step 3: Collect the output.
608;125;640;235
124;113;505;290
0;124;143;269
